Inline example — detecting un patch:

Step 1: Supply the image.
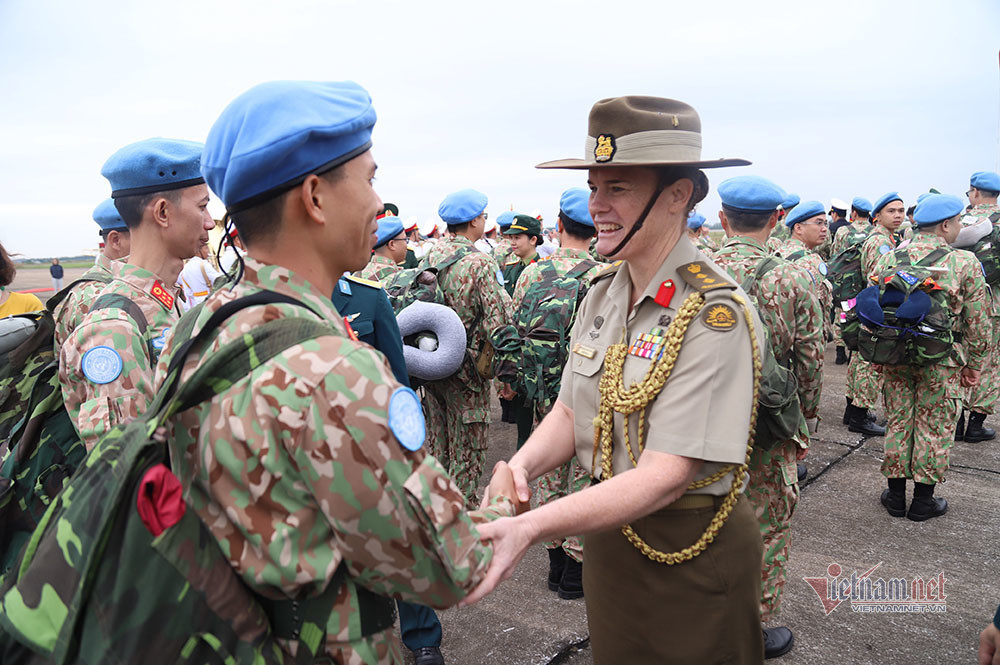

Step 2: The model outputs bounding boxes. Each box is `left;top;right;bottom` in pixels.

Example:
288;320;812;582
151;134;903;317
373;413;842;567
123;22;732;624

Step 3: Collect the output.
879;244;892;255
81;345;123;384
388;387;425;451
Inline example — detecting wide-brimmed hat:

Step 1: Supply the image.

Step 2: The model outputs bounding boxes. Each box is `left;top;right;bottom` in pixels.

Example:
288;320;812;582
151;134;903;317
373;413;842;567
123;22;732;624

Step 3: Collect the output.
537;96;750;170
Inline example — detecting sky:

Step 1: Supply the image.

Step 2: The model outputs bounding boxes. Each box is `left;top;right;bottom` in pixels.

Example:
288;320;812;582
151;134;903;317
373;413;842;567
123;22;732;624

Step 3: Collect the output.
1;0;998;257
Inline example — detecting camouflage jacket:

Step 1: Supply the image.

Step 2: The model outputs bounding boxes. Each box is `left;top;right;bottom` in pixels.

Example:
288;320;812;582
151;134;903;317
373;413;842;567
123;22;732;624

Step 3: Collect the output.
692;233;719;255
963;202;1000;316
355;254;401;284
154;257;512;663
511;247;604;305
491;237;514;264
869;233;990;370
860;223;899;279
713;236;825;424
501;251;538;296
779;237;834;337
832;219;871;257
59;260;181;450
766;235;788;255
51;253;118;351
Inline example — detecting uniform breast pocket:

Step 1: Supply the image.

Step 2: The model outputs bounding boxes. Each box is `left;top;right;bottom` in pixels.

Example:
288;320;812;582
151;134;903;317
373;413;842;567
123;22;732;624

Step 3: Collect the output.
349;318;375;343
569;347;605;447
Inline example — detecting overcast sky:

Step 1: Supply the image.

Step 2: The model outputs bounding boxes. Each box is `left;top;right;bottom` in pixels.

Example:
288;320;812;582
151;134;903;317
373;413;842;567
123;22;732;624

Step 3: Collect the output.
1;0;998;257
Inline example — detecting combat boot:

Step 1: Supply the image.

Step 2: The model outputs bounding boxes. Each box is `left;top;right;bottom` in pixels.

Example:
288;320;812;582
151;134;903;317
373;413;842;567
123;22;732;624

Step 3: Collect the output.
835;346;848;365
847;404;886;436
907;483;947;522
547;547;566;591
880;478;906;518
954;410;965;442
558;557;584;600
762;626;794;659
843;397;852;425
963;412;996;443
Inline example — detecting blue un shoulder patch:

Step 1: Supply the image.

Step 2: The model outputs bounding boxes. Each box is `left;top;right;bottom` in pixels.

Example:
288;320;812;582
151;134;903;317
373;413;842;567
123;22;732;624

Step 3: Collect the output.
879;244;892;255
81;345;123;384
818;261;828;276
388;387;425;451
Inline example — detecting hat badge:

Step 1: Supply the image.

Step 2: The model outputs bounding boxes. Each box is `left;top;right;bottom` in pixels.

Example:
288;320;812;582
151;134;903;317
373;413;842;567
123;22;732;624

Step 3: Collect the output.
594;134;616;163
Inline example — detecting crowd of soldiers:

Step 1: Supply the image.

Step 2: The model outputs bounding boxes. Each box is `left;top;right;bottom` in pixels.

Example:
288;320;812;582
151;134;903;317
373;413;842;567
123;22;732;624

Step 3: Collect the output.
3;81;1000;665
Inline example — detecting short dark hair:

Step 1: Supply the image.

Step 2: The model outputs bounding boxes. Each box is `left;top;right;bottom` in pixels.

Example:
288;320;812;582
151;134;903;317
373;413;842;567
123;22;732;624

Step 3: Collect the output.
99;227;129;242
722;205;773;232
851;206;870;219
975;187;1000;198
446;222;469;235
114;189;183;228
0;242;14;287
656;166;709;216
906;205;916;217
558;212;596;239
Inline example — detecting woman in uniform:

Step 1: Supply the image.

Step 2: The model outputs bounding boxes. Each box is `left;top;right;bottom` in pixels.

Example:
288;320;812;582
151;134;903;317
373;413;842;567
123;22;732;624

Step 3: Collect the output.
464;96;767;665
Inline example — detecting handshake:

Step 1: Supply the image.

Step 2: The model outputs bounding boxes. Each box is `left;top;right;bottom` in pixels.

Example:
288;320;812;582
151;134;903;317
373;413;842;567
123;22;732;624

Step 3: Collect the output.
482;461;531;515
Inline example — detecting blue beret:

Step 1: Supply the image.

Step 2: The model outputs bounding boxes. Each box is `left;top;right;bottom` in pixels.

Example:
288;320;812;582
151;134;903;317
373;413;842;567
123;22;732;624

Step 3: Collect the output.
101;138;205;199
916;192;933;204
438;189;488;224
687;211;706;230
851;197;872;214
202;81;376;213
496;210;517;229
559;188;594;227
92;198;128;232
971;171;1000;192
785;200;826;228
872;191;903;216
718;176;787;213
374;216;405;248
913;194;964;226
781;193;800;210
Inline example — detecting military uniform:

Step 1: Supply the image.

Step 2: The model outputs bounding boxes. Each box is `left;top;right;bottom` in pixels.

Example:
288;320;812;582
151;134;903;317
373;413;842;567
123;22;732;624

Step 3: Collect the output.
778;236;834;341
694;233;719;254
59;260;181;450
421;234;513;503
491;236;514;264
714;235;824;621
832;218;871;257
51;253;117;351
501;252;538;297
963;201;1000;422
356;254;401;284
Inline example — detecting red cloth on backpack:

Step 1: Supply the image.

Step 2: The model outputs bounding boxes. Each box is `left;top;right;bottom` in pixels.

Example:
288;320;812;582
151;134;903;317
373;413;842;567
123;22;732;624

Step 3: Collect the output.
136;464;186;537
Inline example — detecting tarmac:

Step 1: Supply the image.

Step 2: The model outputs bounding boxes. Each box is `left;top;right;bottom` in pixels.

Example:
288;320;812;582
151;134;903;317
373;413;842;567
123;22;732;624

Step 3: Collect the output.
416;347;1000;665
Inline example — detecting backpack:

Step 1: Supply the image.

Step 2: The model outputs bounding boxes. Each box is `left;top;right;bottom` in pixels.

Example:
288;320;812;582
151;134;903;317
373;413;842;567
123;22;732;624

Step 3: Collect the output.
0;291;395;665
738;256;808;451
827;228;874;350
382;246;475;315
968;212;1000;285
856;247;955;367
501;259;598;418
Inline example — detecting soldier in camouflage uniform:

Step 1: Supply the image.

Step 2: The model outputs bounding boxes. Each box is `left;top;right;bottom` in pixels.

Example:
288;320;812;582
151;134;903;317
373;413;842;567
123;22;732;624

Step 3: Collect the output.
686;210;718;254
714;176;824;657
159;80;516;665
356;215;406;284
780;201;834;342
500;214;542;296
958;171;1000;442
870;194;989;521
59;138;214;450
422;189;514;504
831;196;873;256
491;210;516;264
51;198;131;351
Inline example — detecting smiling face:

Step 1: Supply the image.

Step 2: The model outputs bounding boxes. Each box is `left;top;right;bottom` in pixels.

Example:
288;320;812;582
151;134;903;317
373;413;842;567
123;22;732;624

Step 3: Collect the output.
509;232;537;258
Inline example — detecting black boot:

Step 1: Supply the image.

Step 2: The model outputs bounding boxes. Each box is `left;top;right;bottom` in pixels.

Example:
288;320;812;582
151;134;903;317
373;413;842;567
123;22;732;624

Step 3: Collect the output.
847;404;886;436
412;647;445;665
843;397;852;425
880;478;906;518
547;547;566;591
558;557;584;600
963;411;996;443
796;463;807;482
955;410;966;442
763;626;794;659
907;483;948;522
500;398;514;424
835;346;848;365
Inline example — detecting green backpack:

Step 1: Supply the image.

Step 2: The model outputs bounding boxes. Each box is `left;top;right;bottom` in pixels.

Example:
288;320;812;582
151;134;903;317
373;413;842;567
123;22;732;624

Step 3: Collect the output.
856;247;955;367
497;259;597;419
0;291;395;665
828;227;874;350
382;246;475;315
738;256;808;451
968;212;1000;285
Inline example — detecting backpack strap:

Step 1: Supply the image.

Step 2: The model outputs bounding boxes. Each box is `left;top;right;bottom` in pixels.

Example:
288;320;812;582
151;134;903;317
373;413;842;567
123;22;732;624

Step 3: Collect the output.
427;245;475;276
915;247;951;267
893;247;913;267
989;212;1000;224
739;255;780;297
45;273;112;312
90;293;154;360
784;249;807;263
566;259;600;281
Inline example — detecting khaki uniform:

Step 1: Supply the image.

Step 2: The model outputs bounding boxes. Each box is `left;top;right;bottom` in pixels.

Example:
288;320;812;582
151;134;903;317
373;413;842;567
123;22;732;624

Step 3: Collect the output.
964;202;1000;414
558;236;764;664
355;254;401;284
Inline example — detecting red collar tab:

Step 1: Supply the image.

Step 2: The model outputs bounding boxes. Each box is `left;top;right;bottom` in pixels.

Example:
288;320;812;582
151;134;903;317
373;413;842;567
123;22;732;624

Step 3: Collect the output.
344;316;359;341
150;280;175;310
654;279;676;308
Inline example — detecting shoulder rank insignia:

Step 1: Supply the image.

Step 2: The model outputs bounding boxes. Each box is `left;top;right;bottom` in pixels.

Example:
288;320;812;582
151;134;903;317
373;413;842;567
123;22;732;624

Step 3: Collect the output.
505;257;521;266
678;262;736;293
701;303;738;331
150;280;175;310
591;260;622;284
346;275;382;289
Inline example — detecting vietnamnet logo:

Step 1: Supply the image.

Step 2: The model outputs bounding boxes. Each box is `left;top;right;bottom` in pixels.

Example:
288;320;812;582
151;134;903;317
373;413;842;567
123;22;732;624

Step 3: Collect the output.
803;562;947;615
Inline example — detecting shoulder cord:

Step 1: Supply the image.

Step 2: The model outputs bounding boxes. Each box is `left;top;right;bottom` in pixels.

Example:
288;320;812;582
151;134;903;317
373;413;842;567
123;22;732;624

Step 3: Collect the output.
591;291;762;564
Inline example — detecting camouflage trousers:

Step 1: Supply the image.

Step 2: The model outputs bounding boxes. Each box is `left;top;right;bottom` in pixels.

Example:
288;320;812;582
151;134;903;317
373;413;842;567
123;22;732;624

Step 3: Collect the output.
423;373;490;506
536;456;589;562
846;352;882;409
881;363;961;485
744;439;799;622
966;315;1000;414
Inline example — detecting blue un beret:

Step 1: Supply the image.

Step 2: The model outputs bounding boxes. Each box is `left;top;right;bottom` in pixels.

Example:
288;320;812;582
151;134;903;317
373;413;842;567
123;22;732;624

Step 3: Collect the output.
92;198;128;232
718;176;787;213
785;200;826;228
438;189;488;224
971;171;1000;193
916;192;933;205
374;215;405;248
872;191;903;216
687;211;706;230
102;138;205;199
782;193;800;210
913;194;964;226
496;210;516;229
559;188;594;227
851;197;872;214
202;81;376;213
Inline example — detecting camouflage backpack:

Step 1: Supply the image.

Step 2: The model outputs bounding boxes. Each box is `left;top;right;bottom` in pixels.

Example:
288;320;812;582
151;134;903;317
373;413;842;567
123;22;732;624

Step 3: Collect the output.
856;247;956;367
0;275;116;576
968;212;1000;285
827;227;873;350
499;259;598;419
0;290;395;665
738;256;807;451
382;246;475;315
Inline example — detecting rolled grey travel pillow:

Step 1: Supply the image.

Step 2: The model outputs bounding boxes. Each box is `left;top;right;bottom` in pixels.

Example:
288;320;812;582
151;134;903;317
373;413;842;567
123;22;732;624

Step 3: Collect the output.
0;315;38;363
396;300;468;381
952;216;992;248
